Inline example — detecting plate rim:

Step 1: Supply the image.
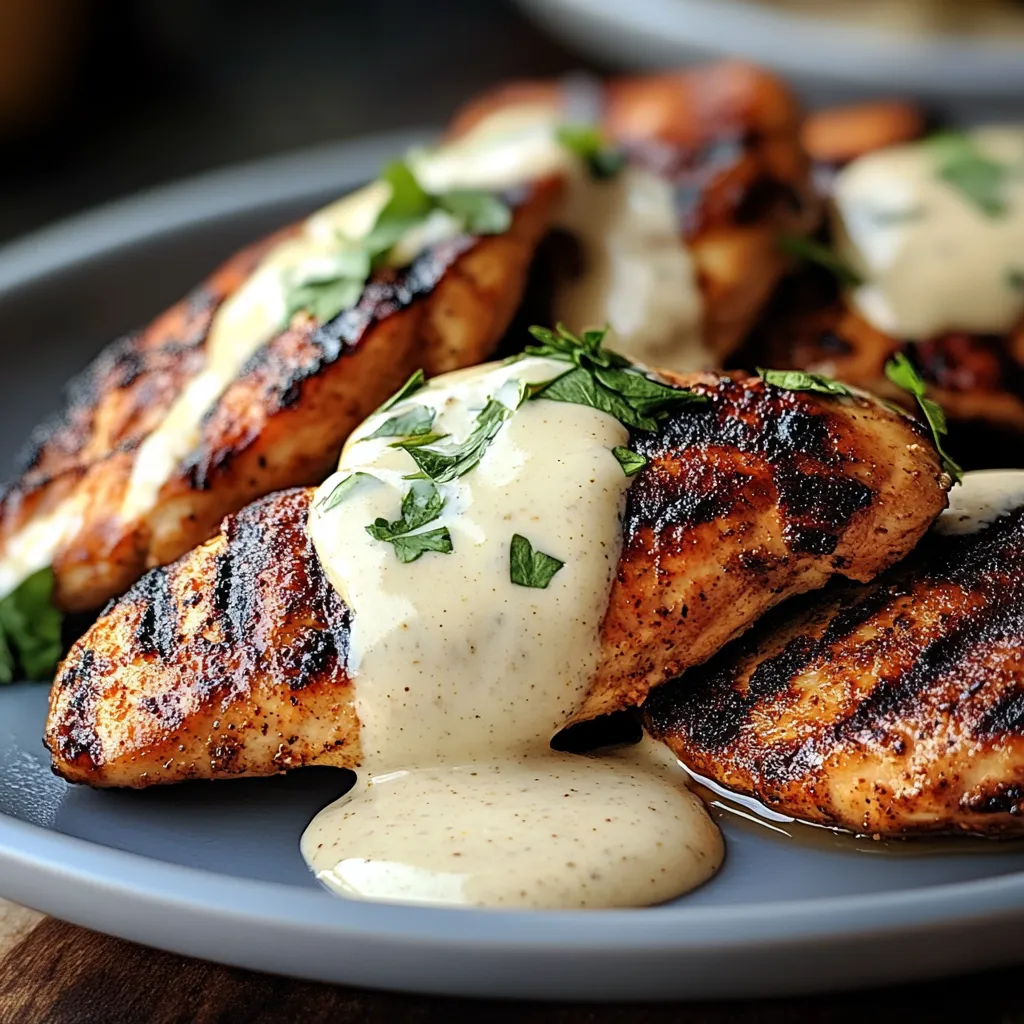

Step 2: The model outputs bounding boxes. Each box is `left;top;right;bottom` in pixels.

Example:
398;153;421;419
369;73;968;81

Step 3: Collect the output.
1;132;1023;999
516;0;1024;93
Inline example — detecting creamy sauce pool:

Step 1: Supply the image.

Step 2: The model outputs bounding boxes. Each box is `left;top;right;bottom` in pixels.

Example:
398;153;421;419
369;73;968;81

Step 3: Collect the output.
0;103;705;601
832;127;1024;340
302;357;722;909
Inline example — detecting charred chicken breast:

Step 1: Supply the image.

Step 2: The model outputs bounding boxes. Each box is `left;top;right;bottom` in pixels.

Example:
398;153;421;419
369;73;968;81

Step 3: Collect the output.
646;469;1024;837
46;371;948;788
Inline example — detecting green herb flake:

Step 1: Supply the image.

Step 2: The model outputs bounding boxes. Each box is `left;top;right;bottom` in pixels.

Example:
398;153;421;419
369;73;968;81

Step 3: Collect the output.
388;528;454;563
390;432;449;449
317;471;373;512
365;480;453;563
391;397;514;483
437;190;512;235
758;368;854;398
509;534;564;589
365;405;436;440
884;353;963;484
1007;268;1024;292
379;159;433;221
524;323;705;431
929;131;1010;219
285;275;365;325
556;124;627;180
377;369;427;414
0;568;63;682
612;446;647;477
777;234;863;289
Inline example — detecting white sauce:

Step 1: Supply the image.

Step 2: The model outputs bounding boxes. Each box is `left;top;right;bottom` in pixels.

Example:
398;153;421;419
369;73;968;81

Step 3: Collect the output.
555;167;706;371
0;499;83;600
302;358;722;909
833;127;1024;340
413;107;707;371
935;468;1024;536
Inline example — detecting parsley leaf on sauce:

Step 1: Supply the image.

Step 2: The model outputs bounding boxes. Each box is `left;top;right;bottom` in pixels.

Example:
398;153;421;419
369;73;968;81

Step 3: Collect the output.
758;369;854;398
365;405;436;440
930;132;1011;219
523;323;705;431
391;397;514;483
777;235;863;288
317;471;374;512
365;480;453;563
884;353;963;484
0;568;63;683
377;370;427;414
612;446;647;477
509;534;564;589
285;158;512;326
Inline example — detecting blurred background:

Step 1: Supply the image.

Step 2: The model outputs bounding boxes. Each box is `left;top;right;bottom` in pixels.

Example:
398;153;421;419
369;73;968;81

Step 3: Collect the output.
0;0;585;244
2;0;1023;244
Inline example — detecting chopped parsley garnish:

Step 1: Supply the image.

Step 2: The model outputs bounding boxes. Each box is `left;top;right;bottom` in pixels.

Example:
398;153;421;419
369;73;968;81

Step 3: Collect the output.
0;568;63;683
317;471;373;512
509;534;564;589
285;158;511;326
436;190;512;235
612;446;647;477
522;323;705;431
556;124;626;180
1007;268;1024;292
365;405;436;440
285;276;365;325
884;353;963;484
377;369;426;414
365;480;453;563
930;131;1011;219
777;234;863;289
391;397;514;483
758;368;854;398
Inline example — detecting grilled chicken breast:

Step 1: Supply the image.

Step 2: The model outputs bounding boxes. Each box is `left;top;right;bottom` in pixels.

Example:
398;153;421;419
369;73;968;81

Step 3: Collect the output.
46;373;948;788
646;470;1024;836
1;188;558;613
456;61;817;362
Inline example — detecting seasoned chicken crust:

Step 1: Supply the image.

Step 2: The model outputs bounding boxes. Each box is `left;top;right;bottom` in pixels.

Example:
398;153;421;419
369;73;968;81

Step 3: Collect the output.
646;495;1024;836
47;374;948;788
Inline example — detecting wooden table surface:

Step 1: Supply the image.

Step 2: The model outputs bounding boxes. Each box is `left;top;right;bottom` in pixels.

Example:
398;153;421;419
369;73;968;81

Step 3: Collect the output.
0;897;1022;1023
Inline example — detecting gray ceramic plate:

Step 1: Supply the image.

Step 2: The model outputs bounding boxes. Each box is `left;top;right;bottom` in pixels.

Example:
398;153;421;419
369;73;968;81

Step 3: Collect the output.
517;0;1024;115
0;132;1023;1002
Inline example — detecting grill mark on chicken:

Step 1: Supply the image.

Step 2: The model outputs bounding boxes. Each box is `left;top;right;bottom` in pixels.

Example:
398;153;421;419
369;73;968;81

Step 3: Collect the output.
236;235;477;414
646;504;1024;835
132;568;177;661
46;375;950;786
626;378;880;557
47;489;356;785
